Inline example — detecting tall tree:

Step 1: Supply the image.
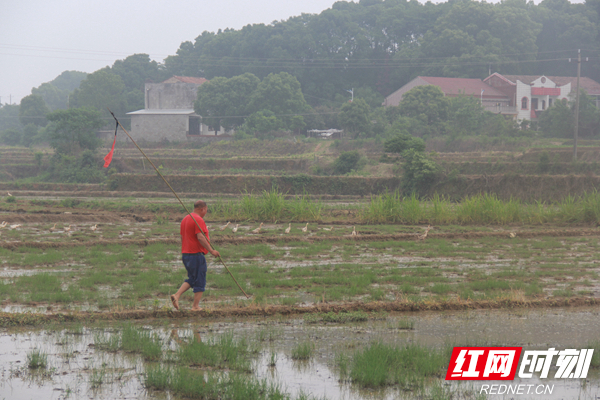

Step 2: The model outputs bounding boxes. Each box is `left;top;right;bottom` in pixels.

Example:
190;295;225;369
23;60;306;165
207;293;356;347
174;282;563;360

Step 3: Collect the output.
338;98;371;138
19;94;50;127
247;72;310;129
194;73;260;132
46;108;104;155
69;70;126;121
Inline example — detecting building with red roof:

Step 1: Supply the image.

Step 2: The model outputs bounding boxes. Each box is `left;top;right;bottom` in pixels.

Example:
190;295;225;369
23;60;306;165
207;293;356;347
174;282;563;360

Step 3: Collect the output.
383;76;515;116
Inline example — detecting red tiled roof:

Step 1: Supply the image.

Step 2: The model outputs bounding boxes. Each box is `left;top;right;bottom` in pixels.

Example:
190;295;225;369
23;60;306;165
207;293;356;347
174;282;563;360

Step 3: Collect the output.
162;76;208;85
419;76;507;98
498;75;600;95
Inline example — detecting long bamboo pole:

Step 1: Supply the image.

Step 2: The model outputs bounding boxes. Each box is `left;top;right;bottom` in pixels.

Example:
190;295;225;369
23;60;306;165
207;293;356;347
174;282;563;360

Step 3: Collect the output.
108;109;250;299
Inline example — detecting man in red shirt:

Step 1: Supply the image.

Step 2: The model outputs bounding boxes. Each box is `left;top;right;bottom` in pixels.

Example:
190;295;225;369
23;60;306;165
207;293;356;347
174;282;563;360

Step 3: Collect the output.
171;200;220;311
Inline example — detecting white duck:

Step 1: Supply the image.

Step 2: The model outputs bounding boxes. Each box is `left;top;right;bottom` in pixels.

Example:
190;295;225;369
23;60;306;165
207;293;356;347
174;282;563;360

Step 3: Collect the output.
220;222;230;231
252;223;264;234
301;223;308;233
351;226;357;237
284;223;291;234
416;225;431;241
232;224;239;233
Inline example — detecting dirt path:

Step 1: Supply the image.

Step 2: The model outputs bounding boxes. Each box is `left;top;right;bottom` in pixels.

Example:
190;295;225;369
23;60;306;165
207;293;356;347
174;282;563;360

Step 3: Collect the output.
2;228;599;249
1;297;599;327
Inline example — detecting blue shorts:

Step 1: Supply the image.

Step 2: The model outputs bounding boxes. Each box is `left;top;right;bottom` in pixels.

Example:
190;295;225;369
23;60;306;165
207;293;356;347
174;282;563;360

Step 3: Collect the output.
182;253;207;293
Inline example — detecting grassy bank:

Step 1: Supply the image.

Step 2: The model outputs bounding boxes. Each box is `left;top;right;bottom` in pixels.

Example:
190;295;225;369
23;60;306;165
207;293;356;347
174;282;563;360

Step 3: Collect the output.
15;189;600;225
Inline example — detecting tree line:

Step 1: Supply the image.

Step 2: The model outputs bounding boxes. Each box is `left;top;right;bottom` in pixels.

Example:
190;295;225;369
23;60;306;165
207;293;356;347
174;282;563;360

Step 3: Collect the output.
1;0;600;152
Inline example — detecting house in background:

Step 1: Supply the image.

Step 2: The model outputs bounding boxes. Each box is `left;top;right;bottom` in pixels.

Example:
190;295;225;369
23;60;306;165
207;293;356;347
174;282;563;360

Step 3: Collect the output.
127;76;227;142
383;74;600;123
484;73;600;121
382;76;515;116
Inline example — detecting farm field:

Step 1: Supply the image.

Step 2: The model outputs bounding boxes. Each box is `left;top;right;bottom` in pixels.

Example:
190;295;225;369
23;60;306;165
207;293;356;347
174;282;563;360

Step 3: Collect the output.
2;140;600;399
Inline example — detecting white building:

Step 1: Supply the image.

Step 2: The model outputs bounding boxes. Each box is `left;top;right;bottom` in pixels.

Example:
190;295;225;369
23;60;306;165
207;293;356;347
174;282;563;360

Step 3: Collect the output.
484;73;600;121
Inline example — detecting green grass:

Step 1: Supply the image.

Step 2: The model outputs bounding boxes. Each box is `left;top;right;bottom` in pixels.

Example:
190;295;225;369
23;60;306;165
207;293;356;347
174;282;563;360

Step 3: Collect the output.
291;341;315;360
144;367;291;400
177;331;252;372
345;342;450;389
27;348;48;369
93;324;163;361
304;311;369;324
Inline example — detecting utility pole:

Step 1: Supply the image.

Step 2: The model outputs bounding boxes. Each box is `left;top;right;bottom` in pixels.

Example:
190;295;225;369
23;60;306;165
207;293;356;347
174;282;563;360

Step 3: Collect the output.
346;88;354;102
570;49;589;161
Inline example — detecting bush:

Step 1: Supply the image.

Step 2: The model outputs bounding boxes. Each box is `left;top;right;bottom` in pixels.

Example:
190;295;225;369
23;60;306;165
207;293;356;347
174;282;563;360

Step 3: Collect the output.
401;149;442;194
333;150;361;175
384;133;425;153
49;151;106;183
0;128;22;146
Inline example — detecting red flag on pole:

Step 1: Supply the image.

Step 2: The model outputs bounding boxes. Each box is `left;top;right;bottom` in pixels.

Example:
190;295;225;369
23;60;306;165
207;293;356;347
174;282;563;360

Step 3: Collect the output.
103;121;118;168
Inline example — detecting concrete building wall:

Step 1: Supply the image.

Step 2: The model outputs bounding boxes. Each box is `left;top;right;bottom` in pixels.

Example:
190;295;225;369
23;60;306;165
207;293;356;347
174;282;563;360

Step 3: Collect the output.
515;80;531;121
129;114;190;142
145;82;200;109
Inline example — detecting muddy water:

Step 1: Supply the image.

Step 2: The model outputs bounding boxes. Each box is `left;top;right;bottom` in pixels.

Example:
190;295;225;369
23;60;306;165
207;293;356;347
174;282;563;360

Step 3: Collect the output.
0;307;599;399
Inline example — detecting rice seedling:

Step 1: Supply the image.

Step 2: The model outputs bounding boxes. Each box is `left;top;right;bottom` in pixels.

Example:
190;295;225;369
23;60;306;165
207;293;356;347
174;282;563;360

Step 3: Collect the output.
268;352;277;367
177;331;252;372
345;342;450;389
291;341;314;360
144;367;291;400
27;348;48;369
90;365;107;388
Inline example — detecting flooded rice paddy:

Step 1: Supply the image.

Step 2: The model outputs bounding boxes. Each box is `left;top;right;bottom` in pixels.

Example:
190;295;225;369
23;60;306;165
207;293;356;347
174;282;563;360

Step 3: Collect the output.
1;307;600;400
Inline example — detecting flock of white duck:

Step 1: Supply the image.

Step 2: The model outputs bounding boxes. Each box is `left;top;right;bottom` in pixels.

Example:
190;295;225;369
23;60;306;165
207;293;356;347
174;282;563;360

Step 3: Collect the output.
214;221;359;236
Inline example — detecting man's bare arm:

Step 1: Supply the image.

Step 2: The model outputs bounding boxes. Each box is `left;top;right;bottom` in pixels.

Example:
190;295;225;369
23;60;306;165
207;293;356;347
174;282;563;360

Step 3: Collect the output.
197;232;220;257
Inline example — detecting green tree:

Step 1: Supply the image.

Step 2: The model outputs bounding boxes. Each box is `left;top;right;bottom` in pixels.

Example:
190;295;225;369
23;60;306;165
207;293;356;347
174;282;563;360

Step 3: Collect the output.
401;149;441;194
0;104;21;133
246;110;280;134
397;86;449;136
384;132;426;154
576;90;600;138
447;95;485;135
111;54;167;112
0;128;22;146
21;124;39;147
333;150;362;175
19;94;50;127
539;99;573;138
69;70;127;120
194;73;261;132
247;72;309;130
338;98;371;138
31;71;87;111
46;107;104;155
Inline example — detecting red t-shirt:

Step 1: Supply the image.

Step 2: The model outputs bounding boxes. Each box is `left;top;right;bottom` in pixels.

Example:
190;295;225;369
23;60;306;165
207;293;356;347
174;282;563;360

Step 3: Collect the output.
180;213;210;254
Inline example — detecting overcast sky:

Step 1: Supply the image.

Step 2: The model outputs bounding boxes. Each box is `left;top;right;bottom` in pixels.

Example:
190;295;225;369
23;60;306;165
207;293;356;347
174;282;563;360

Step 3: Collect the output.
0;0;343;105
0;0;586;105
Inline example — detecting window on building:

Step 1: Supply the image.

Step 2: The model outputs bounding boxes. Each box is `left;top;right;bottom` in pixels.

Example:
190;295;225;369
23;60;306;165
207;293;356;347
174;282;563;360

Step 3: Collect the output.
542;100;546;110
521;97;528;110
